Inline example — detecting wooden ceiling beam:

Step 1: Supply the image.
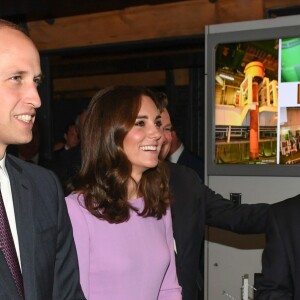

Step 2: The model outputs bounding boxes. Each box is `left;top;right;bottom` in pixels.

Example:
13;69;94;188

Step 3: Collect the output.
50;49;204;78
27;0;300;52
27;0;214;51
53;71;167;93
53;69;189;94
0;0;187;22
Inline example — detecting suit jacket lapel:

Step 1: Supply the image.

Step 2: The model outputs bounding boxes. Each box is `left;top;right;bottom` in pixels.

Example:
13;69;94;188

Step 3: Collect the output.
6;156;37;299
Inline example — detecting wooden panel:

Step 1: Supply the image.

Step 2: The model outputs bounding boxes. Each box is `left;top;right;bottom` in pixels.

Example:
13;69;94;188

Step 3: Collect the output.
27;0;300;50
28;0;214;50
28;0;299;50
174;69;189;86
264;0;300;8
0;0;189;22
53;71;167;92
53;69;188;96
216;0;264;22
51;49;204;78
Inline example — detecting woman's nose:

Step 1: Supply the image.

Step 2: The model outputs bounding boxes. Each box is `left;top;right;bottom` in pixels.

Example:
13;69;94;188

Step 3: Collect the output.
149;124;162;140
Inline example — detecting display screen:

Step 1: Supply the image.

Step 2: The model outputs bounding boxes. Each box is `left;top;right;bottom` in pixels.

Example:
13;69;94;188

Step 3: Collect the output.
215;38;300;165
206;16;300;176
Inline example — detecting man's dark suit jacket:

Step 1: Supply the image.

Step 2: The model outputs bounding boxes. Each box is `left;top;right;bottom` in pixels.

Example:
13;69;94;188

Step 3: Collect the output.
177;148;204;181
168;162;269;300
1;154;85;299
256;195;300;300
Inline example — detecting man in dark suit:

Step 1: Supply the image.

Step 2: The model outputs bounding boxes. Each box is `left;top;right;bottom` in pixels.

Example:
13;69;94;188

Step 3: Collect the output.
160;107;269;300
166;123;204;181
256;195;300;300
50;110;87;195
53;122;80;159
0;19;85;299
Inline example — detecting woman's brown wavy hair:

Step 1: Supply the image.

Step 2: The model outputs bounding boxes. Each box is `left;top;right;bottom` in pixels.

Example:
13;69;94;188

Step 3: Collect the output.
71;86;170;224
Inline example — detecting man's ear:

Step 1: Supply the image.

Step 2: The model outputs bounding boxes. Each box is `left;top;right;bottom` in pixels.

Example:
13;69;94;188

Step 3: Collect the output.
171;130;177;139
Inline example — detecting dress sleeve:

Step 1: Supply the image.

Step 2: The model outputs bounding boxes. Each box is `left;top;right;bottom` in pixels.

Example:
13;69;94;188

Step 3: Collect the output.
66;195;90;299
159;207;182;299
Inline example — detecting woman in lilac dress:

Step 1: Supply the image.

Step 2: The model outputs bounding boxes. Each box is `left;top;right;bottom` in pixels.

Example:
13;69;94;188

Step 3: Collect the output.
66;86;182;300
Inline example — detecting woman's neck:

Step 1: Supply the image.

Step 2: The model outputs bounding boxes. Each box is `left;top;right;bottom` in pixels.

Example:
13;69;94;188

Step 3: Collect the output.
127;177;139;200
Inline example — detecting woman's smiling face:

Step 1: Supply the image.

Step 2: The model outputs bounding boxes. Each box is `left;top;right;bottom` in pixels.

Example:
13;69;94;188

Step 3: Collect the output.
123;95;162;182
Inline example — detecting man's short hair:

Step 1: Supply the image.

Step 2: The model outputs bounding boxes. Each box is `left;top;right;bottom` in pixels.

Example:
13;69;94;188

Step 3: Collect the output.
155;92;169;112
0;19;28;35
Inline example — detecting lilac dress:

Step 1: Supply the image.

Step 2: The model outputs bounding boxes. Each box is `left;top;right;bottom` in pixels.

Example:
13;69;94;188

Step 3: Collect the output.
66;193;182;300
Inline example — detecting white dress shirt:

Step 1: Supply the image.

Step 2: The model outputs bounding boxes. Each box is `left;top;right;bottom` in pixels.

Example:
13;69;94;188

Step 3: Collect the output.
168;143;184;164
0;155;21;268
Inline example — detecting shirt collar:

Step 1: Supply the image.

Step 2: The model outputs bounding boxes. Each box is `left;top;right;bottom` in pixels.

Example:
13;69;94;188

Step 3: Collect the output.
0;154;8;177
168;143;184;163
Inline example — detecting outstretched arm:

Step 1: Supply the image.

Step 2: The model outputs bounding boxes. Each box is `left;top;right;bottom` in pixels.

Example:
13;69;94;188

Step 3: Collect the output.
204;185;269;234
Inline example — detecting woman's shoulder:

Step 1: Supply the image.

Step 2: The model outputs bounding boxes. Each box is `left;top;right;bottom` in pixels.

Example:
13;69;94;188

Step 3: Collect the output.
66;192;81;201
65;193;86;212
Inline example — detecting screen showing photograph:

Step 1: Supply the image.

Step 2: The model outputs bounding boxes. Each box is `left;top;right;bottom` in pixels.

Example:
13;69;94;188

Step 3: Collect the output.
214;38;300;165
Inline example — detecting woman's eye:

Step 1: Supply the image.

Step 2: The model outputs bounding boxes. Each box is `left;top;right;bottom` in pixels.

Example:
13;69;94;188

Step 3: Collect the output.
163;127;172;132
135;120;145;127
156;120;162;128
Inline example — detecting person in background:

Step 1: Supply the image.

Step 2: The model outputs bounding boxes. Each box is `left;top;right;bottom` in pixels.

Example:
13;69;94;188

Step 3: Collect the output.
0;19;85;299
66;86;182;300
256;195;300;300
157;93;269;300
74;109;88;139
166;120;204;181
50;110;87;194
53;122;80;159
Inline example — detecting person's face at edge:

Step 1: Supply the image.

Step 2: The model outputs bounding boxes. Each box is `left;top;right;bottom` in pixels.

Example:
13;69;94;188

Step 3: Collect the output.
0;27;42;158
65;125;80;148
123;95;163;183
159;109;172;160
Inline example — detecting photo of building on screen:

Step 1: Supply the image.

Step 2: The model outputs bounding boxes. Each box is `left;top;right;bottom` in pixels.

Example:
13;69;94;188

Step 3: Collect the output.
214;40;278;165
279;38;300;164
